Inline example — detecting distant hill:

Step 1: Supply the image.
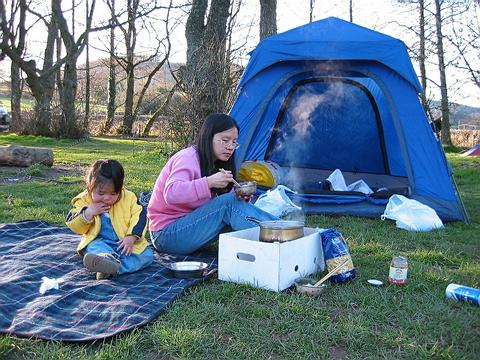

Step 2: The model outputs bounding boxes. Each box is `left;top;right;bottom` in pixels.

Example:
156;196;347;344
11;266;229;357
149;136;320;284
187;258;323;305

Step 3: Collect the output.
430;101;480;129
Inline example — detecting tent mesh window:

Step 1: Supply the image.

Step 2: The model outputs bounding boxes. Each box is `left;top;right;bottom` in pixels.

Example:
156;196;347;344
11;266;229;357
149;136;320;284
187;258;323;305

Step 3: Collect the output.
266;78;388;175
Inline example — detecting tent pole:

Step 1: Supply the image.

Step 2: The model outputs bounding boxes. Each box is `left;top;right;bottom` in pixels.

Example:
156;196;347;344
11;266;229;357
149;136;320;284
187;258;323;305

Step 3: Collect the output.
450;173;470;224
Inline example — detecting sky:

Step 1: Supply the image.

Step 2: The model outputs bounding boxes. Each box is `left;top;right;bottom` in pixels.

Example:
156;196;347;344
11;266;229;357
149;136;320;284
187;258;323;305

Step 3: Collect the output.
1;0;478;108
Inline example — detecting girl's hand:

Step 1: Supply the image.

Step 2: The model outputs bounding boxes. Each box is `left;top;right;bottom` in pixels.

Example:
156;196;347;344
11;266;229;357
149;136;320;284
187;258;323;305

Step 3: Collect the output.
117;235;137;256
84;202;110;221
207;170;233;189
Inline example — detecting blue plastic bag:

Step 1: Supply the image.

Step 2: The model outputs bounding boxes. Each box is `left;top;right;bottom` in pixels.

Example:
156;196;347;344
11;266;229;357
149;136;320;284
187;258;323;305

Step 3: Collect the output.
321;229;356;283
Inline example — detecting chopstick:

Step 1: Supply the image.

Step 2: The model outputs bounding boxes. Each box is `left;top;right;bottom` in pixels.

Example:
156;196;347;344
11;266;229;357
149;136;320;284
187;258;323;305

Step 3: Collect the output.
313;259;349;287
220;168;242;187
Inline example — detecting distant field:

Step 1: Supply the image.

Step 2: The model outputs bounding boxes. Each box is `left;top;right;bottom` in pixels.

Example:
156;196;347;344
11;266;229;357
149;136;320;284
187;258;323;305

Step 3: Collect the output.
0;94;34;111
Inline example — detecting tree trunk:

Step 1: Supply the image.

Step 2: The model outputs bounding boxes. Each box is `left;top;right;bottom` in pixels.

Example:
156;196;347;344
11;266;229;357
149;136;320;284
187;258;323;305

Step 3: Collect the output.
60;55;79;137
8;0;26;132
434;0;452;145
183;0;230;128
122;62;135;135
121;0;139;136
418;0;431;117
142;86;176;137
105;0;116;134
349;0;353;22
84;0;91;131
33;85;54;136
309;0;314;23
10;62;22;131
260;0;277;40
0;145;54;167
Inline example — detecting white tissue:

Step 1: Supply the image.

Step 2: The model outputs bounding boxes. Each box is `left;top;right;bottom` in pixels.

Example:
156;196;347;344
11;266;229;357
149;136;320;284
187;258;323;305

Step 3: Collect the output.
39;276;65;295
325;169;373;195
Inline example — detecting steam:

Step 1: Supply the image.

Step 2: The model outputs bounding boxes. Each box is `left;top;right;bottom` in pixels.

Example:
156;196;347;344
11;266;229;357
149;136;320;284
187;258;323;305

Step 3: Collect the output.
274;78;349;195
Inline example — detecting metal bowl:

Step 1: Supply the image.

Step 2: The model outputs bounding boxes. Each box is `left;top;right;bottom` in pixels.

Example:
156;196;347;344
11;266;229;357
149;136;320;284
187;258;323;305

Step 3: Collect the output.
234;181;257;197
168;261;208;278
294;277;327;297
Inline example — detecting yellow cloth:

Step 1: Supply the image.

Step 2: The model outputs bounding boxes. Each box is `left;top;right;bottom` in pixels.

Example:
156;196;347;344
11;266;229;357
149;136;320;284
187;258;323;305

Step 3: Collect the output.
238;160;281;188
66;188;149;255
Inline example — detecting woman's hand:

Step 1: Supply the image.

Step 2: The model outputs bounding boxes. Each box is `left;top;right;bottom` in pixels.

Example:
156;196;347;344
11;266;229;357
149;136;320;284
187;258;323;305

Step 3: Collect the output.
117;235;137;256
84;202;110;221
207;170;233;189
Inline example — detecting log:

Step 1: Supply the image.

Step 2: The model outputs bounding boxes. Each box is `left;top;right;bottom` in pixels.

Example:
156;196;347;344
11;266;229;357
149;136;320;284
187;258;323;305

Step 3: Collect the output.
0;145;54;167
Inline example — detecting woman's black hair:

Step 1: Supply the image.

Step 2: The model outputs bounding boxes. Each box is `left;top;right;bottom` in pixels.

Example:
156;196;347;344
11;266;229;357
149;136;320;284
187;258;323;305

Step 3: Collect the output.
85;159;124;194
196;113;239;194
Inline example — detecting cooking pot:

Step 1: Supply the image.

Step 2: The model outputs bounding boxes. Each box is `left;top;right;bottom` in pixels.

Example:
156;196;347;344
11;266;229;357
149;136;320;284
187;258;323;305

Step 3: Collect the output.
246;217;304;243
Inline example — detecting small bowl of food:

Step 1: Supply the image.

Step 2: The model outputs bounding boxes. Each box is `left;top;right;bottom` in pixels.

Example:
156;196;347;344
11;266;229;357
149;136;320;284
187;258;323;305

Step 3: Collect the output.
234;181;257;197
294;277;327;297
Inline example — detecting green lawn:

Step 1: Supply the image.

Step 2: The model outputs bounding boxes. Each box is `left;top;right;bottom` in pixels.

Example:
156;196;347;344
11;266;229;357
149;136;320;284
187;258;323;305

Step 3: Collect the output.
0;135;479;359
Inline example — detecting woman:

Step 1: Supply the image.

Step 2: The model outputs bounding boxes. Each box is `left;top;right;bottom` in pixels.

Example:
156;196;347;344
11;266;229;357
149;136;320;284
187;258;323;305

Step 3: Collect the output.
147;113;278;254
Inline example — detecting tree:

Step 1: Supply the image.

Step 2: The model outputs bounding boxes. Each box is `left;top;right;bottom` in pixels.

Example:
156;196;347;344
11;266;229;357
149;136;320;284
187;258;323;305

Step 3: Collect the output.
105;0;173;136
349;0;353;22
433;0;452;145
54;0;96;137
2;0;27;131
84;0;91;129
259;0;276;40
104;0;116;133
181;0;231;136
0;0;96;137
444;0;479;90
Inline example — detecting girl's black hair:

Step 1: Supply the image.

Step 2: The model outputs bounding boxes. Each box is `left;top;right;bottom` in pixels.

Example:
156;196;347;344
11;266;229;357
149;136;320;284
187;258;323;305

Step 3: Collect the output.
85;159;124;194
196;113;239;194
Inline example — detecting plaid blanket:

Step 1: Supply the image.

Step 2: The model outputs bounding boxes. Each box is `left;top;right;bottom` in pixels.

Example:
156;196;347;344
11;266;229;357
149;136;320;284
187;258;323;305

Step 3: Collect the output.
0;220;216;342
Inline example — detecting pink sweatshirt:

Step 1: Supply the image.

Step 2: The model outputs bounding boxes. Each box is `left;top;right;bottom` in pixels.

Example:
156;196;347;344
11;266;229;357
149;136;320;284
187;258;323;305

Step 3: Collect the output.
147;146;213;231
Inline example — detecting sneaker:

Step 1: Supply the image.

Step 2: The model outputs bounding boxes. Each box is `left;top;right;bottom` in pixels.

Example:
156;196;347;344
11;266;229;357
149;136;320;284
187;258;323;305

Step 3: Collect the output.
96;272;113;280
83;253;119;275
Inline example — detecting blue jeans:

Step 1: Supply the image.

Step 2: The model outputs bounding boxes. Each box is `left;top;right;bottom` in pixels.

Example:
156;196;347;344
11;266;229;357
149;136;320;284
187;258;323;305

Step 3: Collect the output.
85;214;154;274
150;192;279;255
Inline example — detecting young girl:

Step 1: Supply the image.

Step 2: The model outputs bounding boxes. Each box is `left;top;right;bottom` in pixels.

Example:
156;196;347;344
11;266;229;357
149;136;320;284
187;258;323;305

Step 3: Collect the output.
66;159;154;280
148;113;278;255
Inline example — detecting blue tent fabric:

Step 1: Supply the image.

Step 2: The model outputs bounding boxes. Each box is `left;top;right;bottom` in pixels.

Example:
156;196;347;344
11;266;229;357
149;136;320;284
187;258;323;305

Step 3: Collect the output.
0;220;216;342
230;17;466;221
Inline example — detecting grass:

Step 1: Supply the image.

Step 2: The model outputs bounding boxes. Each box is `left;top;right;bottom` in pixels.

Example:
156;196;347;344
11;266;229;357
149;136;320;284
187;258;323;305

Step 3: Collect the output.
0;135;479;359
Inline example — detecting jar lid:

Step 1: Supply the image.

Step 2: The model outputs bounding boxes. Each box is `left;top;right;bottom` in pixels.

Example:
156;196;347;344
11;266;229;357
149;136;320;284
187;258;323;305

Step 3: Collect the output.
367;279;384;286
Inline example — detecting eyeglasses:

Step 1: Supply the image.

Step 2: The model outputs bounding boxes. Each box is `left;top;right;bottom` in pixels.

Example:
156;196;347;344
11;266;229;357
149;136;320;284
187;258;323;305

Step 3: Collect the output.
215;139;240;150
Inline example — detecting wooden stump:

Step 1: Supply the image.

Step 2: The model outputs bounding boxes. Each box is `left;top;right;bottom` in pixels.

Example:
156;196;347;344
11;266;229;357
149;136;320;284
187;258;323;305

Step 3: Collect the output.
0;145;54;167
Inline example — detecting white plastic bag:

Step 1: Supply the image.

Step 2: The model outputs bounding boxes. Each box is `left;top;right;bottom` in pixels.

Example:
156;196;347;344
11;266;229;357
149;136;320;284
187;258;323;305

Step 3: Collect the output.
381;194;444;232
254;185;302;217
325;169;373;194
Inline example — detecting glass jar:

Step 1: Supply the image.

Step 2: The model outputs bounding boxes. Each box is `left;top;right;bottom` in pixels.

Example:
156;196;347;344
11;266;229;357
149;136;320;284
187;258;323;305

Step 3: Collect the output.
388;255;408;285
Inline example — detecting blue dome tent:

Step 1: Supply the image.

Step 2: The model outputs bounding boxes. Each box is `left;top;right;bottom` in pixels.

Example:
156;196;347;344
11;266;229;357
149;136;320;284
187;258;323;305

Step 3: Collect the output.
230;17;467;221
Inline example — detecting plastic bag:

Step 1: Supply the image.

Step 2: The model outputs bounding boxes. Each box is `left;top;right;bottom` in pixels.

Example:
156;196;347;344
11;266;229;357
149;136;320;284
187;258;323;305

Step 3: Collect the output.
381;194;444;232
254;185;302;217
325;169;373;194
321;229;356;283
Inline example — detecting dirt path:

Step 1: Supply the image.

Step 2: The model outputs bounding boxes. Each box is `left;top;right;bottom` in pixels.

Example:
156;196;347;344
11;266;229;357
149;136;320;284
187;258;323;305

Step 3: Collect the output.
0;162;85;185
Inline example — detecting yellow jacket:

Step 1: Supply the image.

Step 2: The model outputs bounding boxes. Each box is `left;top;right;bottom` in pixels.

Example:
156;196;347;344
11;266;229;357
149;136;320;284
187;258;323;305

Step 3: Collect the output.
66;188;149;255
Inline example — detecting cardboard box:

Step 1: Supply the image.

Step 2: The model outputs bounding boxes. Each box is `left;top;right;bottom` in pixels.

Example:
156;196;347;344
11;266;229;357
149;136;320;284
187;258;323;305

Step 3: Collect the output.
218;227;325;292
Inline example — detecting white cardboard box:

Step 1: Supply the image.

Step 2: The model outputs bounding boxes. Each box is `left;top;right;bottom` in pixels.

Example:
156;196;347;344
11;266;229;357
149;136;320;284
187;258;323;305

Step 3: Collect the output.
218;227;325;292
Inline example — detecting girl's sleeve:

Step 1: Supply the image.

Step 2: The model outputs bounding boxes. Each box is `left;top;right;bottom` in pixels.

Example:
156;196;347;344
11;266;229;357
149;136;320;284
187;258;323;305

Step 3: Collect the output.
65;199;94;234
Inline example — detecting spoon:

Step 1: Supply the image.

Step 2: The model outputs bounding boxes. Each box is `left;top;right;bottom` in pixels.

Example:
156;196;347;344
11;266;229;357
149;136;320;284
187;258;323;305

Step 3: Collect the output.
219;168;242;187
313;259;349;287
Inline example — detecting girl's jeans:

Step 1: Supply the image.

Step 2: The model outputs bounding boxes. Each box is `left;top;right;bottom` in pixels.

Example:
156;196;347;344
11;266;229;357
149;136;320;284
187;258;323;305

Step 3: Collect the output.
85;213;154;274
150;192;279;255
